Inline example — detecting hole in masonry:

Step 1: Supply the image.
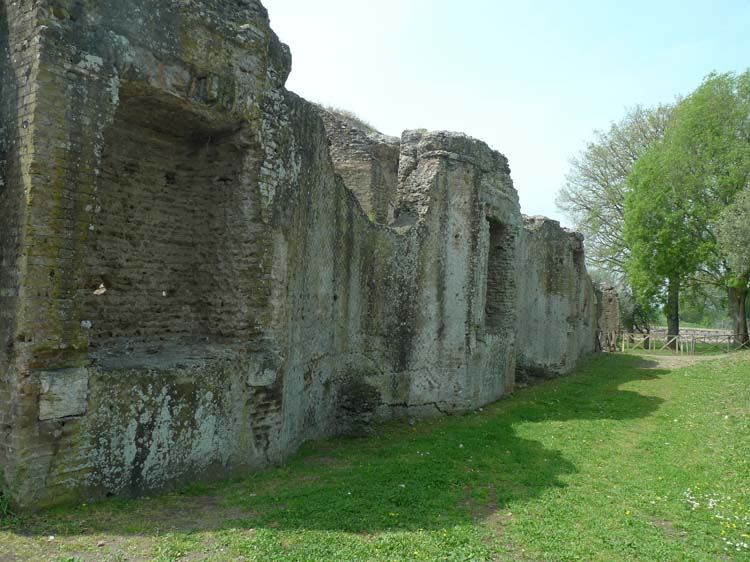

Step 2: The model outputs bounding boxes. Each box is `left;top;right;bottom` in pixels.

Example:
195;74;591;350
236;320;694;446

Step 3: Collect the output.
93;275;112;295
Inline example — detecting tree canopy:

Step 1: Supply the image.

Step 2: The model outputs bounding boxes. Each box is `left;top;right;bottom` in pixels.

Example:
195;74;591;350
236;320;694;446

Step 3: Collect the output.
623;71;750;336
556;104;672;275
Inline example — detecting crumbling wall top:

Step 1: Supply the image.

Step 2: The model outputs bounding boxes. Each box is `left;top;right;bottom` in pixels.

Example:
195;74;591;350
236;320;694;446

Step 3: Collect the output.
315;106;400;222
395;130;519;227
399;130;511;175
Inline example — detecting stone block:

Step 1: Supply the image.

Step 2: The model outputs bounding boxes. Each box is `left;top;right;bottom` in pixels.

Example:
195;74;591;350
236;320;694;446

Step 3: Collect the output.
39;368;89;420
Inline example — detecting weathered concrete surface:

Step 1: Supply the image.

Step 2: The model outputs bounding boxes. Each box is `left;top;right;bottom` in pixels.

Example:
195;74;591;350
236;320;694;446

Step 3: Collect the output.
515;216;597;380
0;0;601;509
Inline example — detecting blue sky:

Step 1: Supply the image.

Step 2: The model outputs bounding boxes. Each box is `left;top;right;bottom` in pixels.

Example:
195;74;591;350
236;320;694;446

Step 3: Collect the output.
263;0;750;226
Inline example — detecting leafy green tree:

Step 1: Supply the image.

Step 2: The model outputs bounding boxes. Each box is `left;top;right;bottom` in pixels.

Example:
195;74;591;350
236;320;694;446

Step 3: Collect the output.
624;147;711;338
717;185;750;342
557;104;672;275
624;71;750;339
679;283;731;329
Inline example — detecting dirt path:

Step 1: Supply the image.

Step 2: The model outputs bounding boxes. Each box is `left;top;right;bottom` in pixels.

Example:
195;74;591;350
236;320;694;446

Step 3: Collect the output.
636;352;733;370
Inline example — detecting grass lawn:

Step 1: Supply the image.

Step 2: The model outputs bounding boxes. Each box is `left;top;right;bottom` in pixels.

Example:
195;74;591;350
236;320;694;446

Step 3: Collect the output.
2;352;749;561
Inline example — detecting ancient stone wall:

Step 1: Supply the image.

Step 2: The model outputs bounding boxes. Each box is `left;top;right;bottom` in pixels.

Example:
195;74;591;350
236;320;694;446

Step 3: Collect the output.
515;217;597;380
0;0;601;509
595;283;621;350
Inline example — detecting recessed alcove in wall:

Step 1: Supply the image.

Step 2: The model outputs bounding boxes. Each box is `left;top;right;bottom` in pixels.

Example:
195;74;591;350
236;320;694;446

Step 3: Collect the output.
82;89;264;353
485;219;515;334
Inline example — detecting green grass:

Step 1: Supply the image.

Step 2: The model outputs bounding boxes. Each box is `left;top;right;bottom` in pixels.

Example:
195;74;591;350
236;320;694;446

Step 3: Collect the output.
317;104;382;135
2;353;749;561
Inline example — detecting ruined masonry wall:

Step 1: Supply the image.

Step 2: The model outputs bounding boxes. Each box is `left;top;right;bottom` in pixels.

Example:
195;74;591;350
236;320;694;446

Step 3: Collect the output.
0;0;602;509
515;217;597;379
596;284;621;336
0;0;295;506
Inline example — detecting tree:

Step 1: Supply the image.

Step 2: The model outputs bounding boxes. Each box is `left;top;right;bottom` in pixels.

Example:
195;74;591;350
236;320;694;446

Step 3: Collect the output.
557;104;672;275
670;71;750;340
717;185;750;343
624;146;711;339
679;283;731;329
624;71;750;339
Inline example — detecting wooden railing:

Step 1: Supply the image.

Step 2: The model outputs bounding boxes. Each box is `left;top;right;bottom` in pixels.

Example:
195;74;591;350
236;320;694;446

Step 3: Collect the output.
610;332;750;355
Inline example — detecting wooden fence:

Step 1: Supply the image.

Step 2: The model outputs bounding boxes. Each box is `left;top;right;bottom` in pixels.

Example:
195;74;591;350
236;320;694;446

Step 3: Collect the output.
608;331;750;355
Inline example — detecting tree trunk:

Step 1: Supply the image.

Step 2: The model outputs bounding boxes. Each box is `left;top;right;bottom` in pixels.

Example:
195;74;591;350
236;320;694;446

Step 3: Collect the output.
729;282;749;345
729;287;740;335
739;292;748;345
665;277;680;349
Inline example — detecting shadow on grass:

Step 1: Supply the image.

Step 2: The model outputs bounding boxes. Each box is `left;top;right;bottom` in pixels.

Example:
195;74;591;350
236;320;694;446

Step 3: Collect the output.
3;354;668;537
